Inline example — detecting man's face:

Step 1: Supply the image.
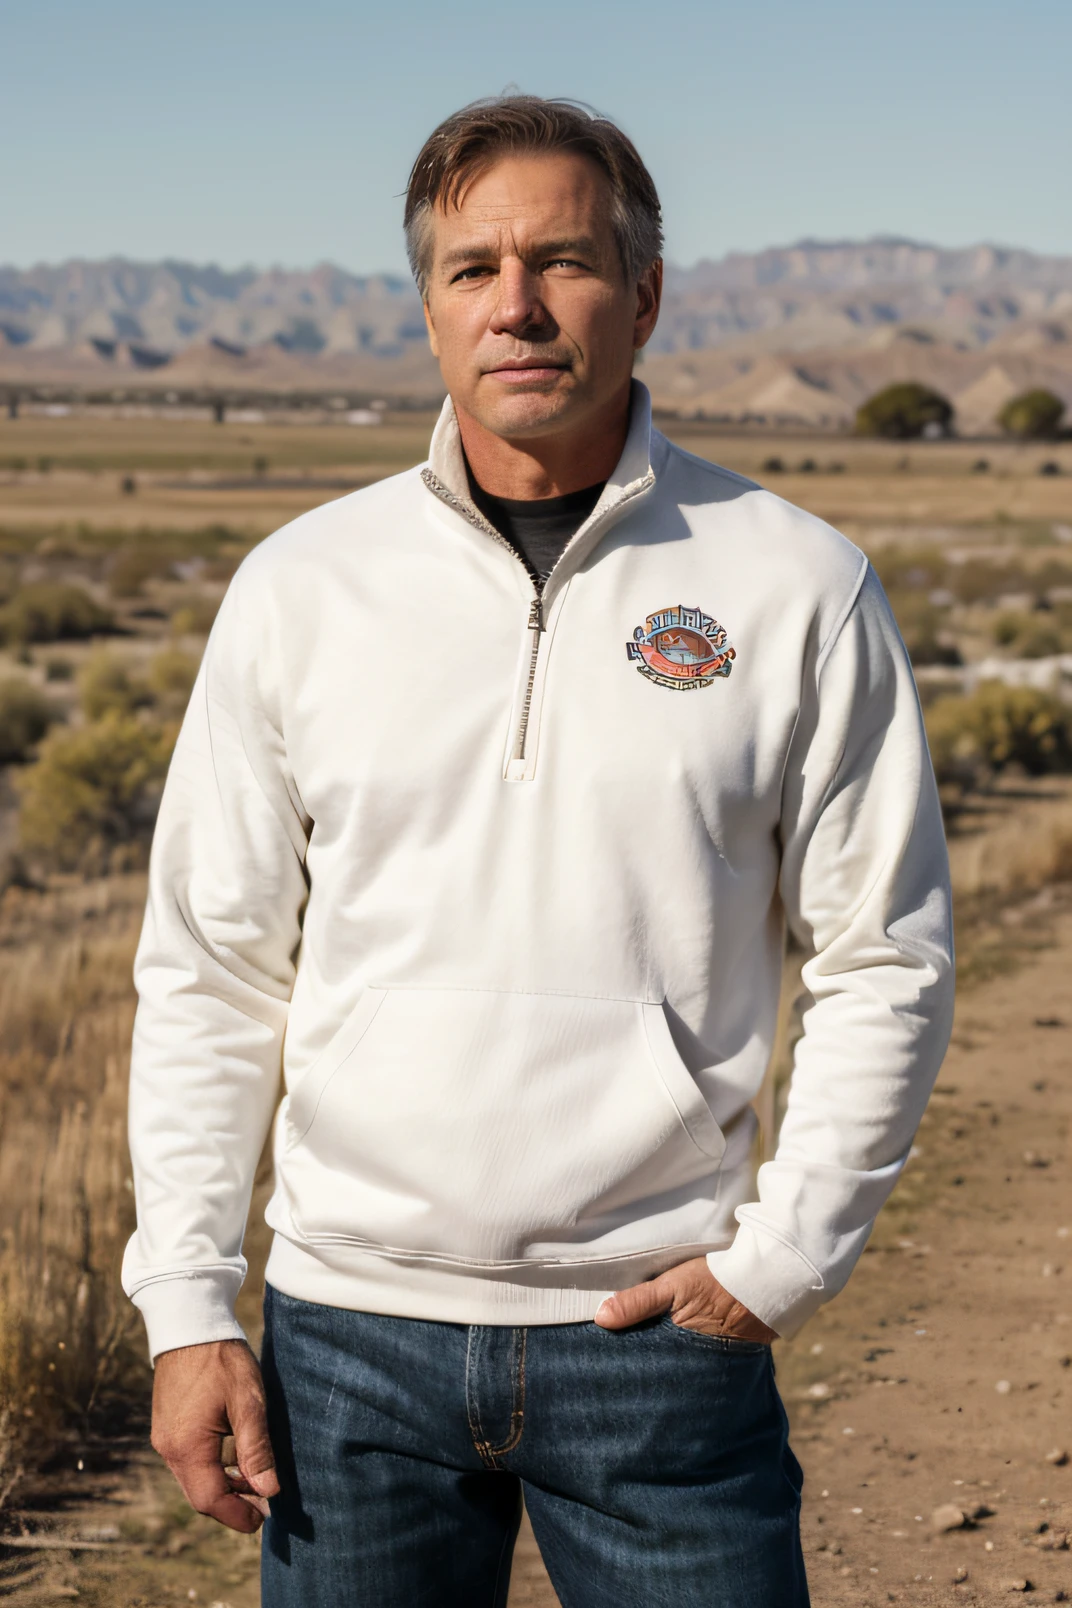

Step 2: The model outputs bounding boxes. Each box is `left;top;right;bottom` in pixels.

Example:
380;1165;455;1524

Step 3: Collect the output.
422;151;661;442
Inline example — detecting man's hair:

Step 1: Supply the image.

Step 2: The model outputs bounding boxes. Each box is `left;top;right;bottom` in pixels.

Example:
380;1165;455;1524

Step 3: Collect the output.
404;95;663;297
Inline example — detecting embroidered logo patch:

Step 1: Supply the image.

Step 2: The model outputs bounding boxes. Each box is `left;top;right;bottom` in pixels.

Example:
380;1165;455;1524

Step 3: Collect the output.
626;604;735;690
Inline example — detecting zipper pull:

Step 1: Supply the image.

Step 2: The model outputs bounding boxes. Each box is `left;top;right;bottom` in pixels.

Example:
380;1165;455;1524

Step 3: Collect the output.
528;597;544;632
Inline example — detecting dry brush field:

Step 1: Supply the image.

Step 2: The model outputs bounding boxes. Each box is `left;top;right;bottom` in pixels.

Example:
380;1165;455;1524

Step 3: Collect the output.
0;409;1070;1604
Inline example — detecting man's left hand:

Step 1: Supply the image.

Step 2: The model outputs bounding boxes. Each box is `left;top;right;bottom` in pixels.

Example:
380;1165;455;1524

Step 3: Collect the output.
593;1256;778;1343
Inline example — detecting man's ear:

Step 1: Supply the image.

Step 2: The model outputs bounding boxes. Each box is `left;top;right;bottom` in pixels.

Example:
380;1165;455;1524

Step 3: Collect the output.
633;258;663;352
423;299;440;358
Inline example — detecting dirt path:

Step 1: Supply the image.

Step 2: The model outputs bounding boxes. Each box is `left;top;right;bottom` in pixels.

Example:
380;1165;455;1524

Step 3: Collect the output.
5;911;1070;1606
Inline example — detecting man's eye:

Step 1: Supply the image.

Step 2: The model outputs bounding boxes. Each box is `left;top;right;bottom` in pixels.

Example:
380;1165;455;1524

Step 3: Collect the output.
543;258;589;272
450;266;492;283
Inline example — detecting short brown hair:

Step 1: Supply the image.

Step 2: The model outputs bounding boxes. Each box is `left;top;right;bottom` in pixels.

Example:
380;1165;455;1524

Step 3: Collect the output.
404;95;663;297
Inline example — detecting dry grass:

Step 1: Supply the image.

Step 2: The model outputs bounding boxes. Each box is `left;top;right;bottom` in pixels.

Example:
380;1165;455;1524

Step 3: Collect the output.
0;413;1068;536
0;875;149;1509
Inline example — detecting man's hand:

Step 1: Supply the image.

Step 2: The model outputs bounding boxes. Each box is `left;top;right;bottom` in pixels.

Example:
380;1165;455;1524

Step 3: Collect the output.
151;1339;279;1533
594;1256;778;1343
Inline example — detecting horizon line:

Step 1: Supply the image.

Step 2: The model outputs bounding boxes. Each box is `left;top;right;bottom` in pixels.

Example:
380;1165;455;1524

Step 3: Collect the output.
2;235;1070;280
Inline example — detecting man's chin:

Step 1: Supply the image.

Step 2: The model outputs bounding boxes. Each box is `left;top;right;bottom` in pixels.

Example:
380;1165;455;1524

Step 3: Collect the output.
470;380;579;439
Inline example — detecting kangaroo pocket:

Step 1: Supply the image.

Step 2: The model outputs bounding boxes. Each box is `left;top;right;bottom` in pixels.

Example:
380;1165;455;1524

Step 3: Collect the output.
277;986;726;1266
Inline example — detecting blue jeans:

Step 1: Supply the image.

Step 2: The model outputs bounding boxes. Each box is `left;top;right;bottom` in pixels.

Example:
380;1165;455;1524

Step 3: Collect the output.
260;1284;809;1607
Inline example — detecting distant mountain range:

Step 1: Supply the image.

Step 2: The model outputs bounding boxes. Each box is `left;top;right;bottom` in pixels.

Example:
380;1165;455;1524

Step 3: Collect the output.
3;240;1071;429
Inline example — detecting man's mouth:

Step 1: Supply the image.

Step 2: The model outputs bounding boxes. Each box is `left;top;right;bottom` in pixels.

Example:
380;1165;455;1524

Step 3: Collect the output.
484;359;571;384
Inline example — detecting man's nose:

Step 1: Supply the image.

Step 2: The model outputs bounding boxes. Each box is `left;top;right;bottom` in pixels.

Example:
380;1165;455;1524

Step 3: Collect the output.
488;258;549;338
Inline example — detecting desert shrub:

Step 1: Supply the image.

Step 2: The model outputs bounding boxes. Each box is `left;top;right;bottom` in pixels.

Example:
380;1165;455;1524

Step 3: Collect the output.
855;383;954;440
147;646;199;713
0;678;58;763
1016;622;1065;659
79;651;153;720
44;654;75;682
0;582;113;646
998;388;1066;440
17;711;175;873
872;545;948;594
109;543;178;598
926;682;1072;787
886;592;962;667
169;594;221;636
991;611;1023;647
991;611;1070;659
947;559;1027;605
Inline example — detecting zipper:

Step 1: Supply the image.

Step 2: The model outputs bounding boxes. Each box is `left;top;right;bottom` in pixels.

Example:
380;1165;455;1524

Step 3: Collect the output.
421;467;545;766
421;462;655;776
512;597;545;764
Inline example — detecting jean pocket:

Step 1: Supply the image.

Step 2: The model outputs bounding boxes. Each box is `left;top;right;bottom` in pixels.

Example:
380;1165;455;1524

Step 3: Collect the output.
660;1316;770;1355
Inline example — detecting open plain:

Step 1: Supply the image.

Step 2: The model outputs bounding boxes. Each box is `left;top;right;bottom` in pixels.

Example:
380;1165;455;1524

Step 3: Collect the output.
0;407;1070;1605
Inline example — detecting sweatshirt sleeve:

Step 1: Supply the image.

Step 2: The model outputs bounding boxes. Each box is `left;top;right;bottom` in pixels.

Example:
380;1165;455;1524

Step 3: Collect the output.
705;561;954;1337
121;564;310;1359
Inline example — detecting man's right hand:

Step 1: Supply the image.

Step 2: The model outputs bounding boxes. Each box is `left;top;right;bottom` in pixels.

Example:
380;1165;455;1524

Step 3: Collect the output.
151;1339;279;1533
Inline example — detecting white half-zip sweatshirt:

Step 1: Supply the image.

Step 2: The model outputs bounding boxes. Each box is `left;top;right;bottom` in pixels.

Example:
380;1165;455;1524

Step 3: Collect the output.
123;383;954;1358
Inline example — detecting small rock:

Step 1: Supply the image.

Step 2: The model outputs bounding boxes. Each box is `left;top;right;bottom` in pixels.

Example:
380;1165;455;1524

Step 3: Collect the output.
165;1535;190;1556
932;1504;968;1532
973;1503;997;1520
996;1380;1013;1394
1035;1529;1069;1551
954;1566;970;1583
1003;1583;1032;1594
1045;1448;1069;1465
807;1382;831;1399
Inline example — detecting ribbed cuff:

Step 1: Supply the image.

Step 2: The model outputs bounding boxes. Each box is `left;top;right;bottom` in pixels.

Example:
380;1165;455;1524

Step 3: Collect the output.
706;1222;826;1339
131;1271;247;1362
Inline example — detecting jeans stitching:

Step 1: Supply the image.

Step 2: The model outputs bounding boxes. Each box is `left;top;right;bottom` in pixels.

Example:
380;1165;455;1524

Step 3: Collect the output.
465;1327;527;1469
484;1327;526;1460
464;1327;497;1469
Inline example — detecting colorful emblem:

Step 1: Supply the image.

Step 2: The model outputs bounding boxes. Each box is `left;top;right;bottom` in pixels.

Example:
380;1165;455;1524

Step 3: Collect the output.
626;604;735;690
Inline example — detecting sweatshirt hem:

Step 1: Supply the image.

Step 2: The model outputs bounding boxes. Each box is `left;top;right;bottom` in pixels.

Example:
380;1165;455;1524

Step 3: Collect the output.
264;1233;732;1325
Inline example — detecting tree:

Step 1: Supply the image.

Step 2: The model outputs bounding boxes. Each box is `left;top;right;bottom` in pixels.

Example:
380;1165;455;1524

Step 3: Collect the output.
854;383;954;440
997;389;1066;440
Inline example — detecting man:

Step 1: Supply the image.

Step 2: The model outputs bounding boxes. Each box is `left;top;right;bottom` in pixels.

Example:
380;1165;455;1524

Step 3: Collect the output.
124;96;954;1606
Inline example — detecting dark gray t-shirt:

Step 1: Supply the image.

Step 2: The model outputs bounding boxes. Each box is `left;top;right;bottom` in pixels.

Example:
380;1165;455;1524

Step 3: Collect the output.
468;475;605;588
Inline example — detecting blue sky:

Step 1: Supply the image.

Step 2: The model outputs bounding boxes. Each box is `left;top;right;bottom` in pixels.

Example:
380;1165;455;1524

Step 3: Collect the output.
2;0;1068;272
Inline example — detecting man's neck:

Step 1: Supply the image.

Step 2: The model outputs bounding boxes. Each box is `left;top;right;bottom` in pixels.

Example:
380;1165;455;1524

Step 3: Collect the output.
454;385;631;499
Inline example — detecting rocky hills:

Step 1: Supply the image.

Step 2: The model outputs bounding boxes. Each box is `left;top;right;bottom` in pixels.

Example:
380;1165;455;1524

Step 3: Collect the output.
3;240;1071;430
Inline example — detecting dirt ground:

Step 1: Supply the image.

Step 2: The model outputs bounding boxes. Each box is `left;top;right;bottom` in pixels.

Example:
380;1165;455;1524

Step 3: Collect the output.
2;897;1068;1606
